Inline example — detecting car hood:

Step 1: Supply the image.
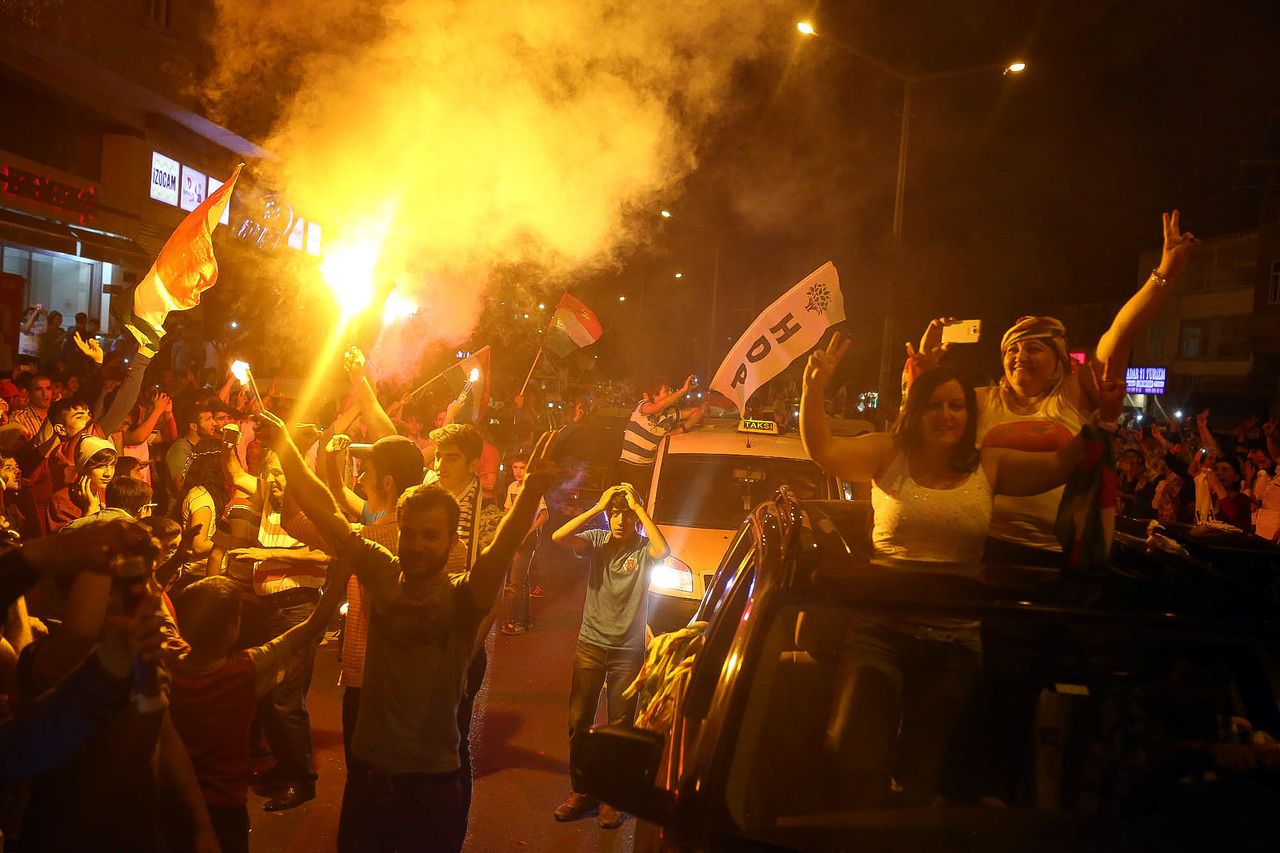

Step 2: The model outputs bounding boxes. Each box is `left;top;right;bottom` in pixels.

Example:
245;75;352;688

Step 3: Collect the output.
659;524;737;574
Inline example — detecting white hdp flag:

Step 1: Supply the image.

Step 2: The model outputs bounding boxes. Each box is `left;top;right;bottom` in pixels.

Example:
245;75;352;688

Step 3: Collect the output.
711;261;844;416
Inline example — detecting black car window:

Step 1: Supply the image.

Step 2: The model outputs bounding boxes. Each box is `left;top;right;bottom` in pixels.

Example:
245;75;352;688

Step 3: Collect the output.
652;454;829;530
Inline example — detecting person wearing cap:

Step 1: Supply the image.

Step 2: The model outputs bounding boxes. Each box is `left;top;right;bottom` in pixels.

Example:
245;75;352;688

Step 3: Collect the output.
905;210;1198;562
46;434;117;532
288;431;434;763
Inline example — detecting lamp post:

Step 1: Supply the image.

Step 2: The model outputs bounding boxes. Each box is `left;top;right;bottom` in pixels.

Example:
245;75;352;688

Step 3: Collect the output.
798;22;1025;407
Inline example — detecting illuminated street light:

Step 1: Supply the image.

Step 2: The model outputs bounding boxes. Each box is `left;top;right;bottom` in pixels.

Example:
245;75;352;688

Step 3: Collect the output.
1004;61;1027;75
660;209;672;218
618;295;626;302
537;302;545;309
796;21;816;36
674;272;683;279
230;320;239;330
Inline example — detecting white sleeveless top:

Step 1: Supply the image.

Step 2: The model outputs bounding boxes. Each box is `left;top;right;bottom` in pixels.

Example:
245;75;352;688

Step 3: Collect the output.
978;386;1085;552
872;452;993;563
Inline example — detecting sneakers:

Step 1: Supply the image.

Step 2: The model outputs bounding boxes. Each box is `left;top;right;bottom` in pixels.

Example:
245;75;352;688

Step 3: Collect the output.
500;622;529;636
598;803;623;829
553;791;597;822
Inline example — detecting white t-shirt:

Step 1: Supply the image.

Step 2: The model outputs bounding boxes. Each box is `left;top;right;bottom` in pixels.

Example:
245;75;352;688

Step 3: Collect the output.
180;486;217;577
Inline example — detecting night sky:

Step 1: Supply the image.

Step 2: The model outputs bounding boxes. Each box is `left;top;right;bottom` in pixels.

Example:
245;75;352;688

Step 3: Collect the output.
586;0;1280;391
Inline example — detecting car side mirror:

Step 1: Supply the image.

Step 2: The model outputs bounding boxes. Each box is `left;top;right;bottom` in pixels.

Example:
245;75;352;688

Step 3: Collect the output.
572;725;675;823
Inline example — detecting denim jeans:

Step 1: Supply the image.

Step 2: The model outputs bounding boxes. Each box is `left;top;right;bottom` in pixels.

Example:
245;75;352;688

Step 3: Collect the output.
827;617;982;806
506;528;540;628
567;638;644;791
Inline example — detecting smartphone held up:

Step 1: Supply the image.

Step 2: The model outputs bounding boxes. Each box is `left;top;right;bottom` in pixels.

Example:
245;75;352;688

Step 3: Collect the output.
941;320;982;345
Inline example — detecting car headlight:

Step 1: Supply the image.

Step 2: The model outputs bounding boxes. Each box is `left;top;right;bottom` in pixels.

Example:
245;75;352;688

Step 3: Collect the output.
650;557;694;594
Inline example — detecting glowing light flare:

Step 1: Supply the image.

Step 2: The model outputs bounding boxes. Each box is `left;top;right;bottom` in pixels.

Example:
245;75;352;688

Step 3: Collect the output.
660;209;672;218
796;21;816;36
1004;61;1027;75
468;367;481;383
319;226;391;322
381;288;419;326
230;360;252;385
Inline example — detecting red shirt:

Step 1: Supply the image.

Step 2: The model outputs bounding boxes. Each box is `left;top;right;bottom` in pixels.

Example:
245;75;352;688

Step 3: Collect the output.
169;652;259;808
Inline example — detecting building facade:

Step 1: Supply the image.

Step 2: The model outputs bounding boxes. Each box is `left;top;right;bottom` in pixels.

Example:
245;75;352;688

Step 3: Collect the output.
0;0;319;370
1129;224;1280;420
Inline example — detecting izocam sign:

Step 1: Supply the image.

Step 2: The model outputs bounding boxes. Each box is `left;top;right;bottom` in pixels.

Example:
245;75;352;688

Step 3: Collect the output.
149;151;180;206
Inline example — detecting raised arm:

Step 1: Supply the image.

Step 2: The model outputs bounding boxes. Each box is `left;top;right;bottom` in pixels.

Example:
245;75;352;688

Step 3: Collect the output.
320;434;364;519
99;349;155;436
800;332;894;482
222;441;258;497
641;375;694;416
123;392;172;447
256;411;357;552
622;483;668;561
1095;211;1198;378
1196;410;1220;453
552;487;616;555
345;347;397;441
466;431;559;611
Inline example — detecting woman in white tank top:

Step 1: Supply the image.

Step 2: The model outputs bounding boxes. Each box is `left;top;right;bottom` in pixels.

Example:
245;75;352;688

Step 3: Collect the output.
800;336;1124;805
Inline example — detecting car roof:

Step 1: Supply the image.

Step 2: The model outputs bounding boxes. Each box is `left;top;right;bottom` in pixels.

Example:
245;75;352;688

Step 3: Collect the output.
664;420;812;461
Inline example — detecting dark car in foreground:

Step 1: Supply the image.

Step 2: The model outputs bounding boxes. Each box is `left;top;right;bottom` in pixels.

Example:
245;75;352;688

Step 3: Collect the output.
576;494;1280;852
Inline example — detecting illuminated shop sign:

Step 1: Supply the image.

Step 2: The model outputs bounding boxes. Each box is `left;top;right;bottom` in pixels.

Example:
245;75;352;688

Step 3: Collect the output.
3;164;98;225
206;177;231;226
150;151;180;205
1125;366;1166;395
233;192;321;256
179;165;208;212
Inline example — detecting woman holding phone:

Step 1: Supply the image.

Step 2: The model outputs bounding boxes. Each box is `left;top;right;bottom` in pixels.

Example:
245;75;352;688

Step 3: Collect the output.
905;211;1197;562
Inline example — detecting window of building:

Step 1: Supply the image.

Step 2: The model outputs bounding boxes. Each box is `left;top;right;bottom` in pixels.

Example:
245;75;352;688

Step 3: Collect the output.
1270;260;1280;305
1179;320;1209;359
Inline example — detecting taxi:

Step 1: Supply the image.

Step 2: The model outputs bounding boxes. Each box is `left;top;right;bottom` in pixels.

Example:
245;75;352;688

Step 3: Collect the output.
643;416;849;634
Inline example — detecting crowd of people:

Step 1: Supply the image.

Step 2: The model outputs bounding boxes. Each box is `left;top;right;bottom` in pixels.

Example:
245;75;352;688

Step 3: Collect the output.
3;208;1279;847
0;289;719;853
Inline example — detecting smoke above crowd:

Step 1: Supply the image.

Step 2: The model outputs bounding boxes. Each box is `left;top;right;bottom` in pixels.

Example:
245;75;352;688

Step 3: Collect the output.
205;0;789;375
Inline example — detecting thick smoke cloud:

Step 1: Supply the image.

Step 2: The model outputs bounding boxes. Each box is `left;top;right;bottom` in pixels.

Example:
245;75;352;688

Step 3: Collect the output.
206;0;790;375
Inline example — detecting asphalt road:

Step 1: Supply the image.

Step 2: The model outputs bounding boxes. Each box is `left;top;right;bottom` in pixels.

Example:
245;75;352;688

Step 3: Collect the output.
248;548;637;852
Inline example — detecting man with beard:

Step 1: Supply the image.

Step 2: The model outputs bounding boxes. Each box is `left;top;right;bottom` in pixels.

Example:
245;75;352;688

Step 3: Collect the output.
262;410;558;852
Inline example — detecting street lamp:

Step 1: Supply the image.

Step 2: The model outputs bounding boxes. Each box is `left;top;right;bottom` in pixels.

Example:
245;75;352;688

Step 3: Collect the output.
797;21;1026;403
674;272;683;279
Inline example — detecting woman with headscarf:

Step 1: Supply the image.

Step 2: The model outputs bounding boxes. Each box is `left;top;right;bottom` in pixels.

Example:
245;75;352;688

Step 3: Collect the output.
905;211;1198;562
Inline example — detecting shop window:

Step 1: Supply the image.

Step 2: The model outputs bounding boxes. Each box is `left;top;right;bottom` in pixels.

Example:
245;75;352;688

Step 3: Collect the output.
1;245;30;279
26;250;95;320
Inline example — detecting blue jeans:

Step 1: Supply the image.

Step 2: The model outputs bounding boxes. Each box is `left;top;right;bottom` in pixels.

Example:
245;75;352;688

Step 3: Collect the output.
567;638;644;792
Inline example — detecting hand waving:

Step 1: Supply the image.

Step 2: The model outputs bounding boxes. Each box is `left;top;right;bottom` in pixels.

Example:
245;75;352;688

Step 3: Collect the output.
1092;363;1126;424
522;430;561;495
344;346;367;382
73;332;104;365
803;331;851;393
1157;210;1198;282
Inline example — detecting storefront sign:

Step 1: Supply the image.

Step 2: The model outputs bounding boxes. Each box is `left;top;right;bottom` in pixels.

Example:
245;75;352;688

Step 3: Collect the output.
1125;366;1166;395
180;165;207;212
150;151;180;205
206;177;231;226
2;164;97;225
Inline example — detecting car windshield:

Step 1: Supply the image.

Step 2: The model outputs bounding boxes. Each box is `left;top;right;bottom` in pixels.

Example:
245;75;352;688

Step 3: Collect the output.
652;454;828;529
721;599;1280;845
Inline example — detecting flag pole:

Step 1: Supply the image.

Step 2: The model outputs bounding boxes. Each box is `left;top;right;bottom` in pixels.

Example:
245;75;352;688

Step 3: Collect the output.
518;348;543;398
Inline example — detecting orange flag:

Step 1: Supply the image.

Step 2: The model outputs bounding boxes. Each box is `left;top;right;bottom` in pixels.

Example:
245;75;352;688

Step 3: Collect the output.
126;163;243;352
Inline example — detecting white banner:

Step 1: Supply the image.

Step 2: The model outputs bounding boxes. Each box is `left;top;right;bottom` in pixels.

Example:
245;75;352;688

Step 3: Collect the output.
711;261;844;416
